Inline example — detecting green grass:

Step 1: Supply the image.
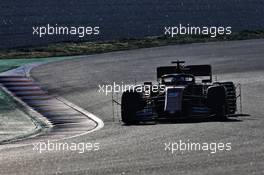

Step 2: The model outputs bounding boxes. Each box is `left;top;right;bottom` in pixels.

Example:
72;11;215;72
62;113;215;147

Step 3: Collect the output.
0;30;264;60
0;89;36;143
0;90;19;111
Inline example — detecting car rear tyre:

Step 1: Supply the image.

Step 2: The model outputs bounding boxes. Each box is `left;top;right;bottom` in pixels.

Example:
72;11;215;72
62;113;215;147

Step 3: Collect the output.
207;85;227;121
215;105;227;121
219;82;237;114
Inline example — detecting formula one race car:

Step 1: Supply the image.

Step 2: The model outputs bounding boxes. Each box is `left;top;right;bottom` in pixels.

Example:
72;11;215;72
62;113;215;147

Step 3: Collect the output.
121;61;237;124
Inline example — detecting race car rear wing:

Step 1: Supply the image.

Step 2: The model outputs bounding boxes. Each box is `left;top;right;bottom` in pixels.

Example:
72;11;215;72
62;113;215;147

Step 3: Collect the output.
186;65;212;82
157;64;212;82
157;66;178;79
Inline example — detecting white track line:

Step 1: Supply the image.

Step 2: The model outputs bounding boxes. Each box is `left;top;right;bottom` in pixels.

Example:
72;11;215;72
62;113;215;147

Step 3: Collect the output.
56;96;104;134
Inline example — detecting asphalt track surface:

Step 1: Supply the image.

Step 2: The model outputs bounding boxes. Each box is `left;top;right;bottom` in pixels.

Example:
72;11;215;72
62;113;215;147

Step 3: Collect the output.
1;39;264;174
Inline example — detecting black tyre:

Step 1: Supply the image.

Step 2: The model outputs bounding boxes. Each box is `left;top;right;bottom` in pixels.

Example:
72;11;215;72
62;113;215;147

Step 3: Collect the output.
214;105;227;121
121;91;145;125
207;85;227;120
219;82;237;114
